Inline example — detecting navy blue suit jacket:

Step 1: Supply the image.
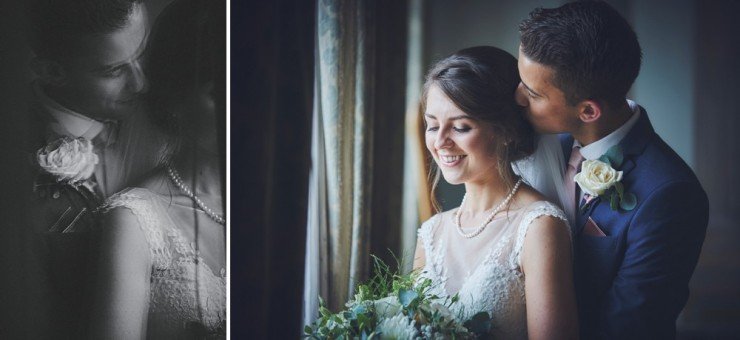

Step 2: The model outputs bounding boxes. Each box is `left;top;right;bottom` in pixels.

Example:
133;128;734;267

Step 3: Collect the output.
562;109;709;339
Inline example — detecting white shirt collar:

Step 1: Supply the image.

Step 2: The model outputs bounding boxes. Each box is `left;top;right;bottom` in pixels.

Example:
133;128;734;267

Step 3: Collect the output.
575;99;641;160
33;82;106;140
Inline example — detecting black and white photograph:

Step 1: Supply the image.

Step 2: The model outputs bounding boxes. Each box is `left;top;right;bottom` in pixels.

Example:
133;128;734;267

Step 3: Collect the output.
0;0;226;338
2;0;740;339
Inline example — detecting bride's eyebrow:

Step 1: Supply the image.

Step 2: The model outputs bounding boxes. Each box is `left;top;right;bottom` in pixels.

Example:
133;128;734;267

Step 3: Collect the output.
424;113;475;121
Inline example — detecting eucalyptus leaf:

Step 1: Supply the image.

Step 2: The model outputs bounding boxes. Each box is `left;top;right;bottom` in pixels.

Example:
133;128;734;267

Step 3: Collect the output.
399;289;418;308
620;192;637;211
352;304;367;316
598;155;612;166
614;182;624;199
610;190;619;210
604;145;624;168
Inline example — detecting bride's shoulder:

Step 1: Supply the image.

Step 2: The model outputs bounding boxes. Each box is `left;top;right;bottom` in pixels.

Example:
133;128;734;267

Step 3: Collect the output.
512;185;564;214
419;208;455;233
422;207;459;225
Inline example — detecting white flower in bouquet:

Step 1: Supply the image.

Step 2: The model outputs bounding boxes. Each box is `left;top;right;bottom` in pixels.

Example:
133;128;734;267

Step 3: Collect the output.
37;137;98;183
373;296;402;318
421;302;454;322
375;313;419;340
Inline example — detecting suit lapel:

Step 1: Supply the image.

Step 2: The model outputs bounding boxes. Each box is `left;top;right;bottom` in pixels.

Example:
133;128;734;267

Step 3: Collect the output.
576;107;655;234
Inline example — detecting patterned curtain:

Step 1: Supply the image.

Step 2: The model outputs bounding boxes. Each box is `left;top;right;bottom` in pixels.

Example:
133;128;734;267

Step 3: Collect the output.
314;0;376;312
305;0;409;317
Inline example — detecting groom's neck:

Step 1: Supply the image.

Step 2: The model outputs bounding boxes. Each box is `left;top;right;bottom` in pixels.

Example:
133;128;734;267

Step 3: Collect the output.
573;101;633;146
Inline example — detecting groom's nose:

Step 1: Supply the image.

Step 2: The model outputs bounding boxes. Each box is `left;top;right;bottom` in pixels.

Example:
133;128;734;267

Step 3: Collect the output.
515;83;529;107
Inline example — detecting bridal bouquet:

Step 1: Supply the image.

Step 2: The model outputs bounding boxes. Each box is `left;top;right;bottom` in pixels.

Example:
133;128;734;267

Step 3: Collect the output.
304;256;491;339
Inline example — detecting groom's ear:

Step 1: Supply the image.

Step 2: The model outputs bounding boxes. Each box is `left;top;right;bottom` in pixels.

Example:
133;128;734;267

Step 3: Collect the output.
576;100;602;123
30;58;67;86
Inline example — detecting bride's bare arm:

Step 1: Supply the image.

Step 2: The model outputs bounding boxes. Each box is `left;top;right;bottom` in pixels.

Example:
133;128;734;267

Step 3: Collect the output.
413;237;426;270
521;215;579;340
89;207;151;340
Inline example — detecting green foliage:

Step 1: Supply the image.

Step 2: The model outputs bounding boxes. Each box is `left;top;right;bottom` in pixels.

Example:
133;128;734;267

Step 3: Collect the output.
596;145;637;212
620;192;637;210
602;145;624;168
304;254;492;339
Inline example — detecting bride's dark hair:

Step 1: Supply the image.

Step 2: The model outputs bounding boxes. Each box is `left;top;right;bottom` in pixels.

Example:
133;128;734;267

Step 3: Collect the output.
144;0;226;165
421;46;536;212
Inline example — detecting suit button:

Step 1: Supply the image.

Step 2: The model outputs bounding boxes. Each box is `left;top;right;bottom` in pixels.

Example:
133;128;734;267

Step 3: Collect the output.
53;191;60;199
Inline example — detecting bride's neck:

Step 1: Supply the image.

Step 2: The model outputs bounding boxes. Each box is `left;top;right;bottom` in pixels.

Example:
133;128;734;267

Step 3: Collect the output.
461;175;512;213
170;141;224;199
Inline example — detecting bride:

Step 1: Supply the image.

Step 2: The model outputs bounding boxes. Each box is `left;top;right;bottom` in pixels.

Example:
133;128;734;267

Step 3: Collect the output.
413;46;578;339
88;0;226;338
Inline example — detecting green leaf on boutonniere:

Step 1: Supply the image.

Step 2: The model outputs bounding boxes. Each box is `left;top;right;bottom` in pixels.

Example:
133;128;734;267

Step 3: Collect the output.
620;192;637;211
614;182;624;200
609;190;619;210
598;154;612;167
604;145;624;168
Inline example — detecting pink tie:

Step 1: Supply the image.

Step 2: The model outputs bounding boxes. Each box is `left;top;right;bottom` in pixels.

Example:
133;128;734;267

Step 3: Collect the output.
565;147;584;223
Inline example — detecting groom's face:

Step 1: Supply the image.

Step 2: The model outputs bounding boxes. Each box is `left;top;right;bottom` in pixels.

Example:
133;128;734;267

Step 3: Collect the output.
53;4;149;120
515;46;580;134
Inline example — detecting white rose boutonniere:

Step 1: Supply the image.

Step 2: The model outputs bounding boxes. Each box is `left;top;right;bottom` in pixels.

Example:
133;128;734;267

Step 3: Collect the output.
574;145;637;211
574;160;623;196
37;137;99;184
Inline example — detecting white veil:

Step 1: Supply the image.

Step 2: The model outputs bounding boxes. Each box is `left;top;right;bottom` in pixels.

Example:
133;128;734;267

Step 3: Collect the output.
513;134;573;226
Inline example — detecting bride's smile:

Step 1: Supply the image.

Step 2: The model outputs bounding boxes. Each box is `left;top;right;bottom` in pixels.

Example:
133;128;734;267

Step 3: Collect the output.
424;85;499;185
439;154;466;166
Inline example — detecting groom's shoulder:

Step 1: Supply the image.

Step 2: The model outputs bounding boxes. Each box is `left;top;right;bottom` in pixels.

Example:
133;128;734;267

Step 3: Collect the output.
628;134;706;209
636;133;699;184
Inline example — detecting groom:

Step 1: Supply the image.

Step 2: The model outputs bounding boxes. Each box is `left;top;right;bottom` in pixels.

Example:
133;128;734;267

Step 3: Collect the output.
22;0;151;337
516;1;708;339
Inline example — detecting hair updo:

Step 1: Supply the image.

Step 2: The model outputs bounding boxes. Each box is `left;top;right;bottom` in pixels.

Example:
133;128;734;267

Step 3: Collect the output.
421;46;536;211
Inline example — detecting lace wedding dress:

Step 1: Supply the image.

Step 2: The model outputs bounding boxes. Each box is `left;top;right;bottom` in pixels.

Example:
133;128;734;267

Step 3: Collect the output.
104;188;226;338
417;201;568;339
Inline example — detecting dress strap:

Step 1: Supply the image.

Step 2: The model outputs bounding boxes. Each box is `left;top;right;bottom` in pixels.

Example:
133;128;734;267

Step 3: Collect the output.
510;201;570;270
102;188;173;269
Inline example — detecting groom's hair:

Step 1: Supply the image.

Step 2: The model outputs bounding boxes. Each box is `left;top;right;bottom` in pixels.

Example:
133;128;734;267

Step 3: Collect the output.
519;1;642;108
26;0;143;62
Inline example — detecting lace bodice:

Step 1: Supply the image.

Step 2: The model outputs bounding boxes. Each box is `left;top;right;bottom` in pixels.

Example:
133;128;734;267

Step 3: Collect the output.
104;188;226;338
417;201;568;339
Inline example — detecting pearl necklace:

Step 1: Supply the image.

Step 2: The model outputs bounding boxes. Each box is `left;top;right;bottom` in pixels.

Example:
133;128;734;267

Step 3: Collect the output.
166;166;226;225
455;178;523;239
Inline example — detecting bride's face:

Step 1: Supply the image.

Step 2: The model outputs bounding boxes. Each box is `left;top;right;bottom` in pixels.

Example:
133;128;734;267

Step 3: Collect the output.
424;85;499;185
